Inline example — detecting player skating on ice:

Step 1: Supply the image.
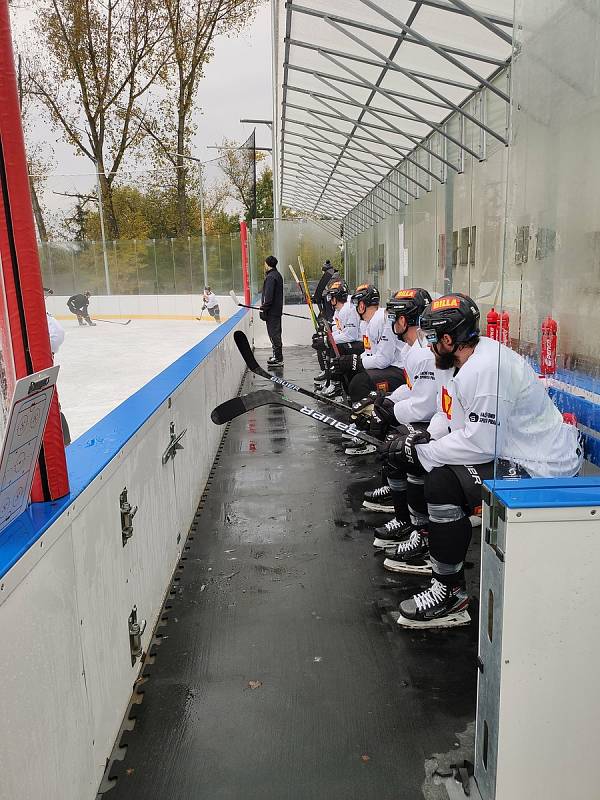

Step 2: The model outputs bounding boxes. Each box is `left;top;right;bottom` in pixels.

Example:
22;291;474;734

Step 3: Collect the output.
312;280;362;399
380;293;583;629
331;283;407;456
67;291;95;326
202;287;221;322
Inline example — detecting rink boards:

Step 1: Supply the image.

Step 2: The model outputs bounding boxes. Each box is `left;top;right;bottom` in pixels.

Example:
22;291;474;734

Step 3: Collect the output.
0;307;251;800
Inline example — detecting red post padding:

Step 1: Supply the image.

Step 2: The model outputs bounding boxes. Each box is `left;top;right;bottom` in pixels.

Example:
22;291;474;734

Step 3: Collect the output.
0;0;69;501
240;221;251;305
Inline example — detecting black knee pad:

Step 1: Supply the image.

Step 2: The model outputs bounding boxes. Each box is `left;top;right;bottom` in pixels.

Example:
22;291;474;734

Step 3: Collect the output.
425;466;465;508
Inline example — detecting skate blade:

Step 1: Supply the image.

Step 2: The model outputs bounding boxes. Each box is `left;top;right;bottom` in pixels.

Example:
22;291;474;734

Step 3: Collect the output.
383;557;432;575
391;609;471;629
362;501;395;512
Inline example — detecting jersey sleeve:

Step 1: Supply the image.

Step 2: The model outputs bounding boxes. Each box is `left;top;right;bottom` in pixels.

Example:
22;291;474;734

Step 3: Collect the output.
361;322;396;369
417;389;508;470
333;307;359;343
389;384;410;402
393;358;438;424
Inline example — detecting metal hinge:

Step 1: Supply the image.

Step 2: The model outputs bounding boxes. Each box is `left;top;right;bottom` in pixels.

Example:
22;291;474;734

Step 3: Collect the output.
128;605;146;665
120;487;138;546
162;422;187;465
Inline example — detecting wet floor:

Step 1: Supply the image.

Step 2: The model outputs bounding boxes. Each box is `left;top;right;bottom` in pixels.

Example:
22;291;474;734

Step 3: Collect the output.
104;347;480;800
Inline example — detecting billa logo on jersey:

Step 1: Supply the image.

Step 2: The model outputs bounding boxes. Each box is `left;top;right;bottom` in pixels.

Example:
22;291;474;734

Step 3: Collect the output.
375;381;389;392
431;297;460;311
363;334;371;350
441;386;453;419
336;318;342;330
394;289;417;299
404;369;413;390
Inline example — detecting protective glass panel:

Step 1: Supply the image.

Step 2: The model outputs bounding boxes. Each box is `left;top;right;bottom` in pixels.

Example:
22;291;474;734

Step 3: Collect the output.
492;0;597;482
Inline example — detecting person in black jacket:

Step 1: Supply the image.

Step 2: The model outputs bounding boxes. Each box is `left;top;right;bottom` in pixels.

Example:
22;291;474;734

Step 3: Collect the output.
312;259;339;321
67;291;95;326
260;255;284;367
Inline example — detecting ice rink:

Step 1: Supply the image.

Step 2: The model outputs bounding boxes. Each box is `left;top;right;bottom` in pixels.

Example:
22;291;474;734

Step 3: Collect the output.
54;317;221;441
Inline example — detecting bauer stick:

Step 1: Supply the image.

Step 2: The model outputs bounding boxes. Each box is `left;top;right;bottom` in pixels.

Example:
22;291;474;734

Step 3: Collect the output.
211;389;380;448
233;330;352;413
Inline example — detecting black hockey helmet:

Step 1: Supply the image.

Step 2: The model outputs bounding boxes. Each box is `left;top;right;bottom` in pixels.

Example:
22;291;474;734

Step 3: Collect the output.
326;279;348;303
386;288;432;327
351;283;380;309
420;293;480;345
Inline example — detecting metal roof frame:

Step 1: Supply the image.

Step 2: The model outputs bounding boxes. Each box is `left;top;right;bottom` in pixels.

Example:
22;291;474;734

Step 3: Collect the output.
276;0;513;219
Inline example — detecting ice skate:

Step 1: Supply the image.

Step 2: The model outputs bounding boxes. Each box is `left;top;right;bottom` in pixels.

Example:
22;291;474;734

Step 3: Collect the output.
392;578;470;629
382;530;432;574
372;517;414;549
313;370;327;386
362;484;394;512
267;355;284;368
318;382;343;399
344;437;376;456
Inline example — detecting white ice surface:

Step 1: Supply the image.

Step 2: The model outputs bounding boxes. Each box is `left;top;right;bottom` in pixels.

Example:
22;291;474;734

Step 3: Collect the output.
54;318;219;441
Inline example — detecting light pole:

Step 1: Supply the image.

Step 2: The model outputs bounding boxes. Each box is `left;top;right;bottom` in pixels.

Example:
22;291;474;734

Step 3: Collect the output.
170;152;208;288
94;161;112;295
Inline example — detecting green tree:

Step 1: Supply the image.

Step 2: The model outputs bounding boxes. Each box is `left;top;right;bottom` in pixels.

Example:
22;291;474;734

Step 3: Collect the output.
256;167;273;219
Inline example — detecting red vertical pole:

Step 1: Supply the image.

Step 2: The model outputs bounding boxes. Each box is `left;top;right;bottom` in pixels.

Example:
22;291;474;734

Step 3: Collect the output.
240;221;251;305
0;0;69;500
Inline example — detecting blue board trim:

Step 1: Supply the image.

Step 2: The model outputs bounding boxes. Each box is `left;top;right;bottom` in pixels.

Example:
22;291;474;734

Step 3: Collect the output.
0;307;248;579
485;476;600;508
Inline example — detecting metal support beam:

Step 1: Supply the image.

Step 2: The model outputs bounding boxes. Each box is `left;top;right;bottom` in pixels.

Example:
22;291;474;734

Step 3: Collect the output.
317;28;509;144
358;0;510;102
418;0;513;28
289;3;508;66
443;0;514;43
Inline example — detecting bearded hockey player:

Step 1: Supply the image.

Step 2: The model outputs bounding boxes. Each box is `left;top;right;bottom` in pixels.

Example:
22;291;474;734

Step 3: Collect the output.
313;280;362;399
332;283;407;456
381;293;582;629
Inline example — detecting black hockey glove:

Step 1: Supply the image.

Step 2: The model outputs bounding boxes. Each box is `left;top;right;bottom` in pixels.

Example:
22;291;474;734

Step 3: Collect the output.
311;331;328;352
351;391;379;418
259;310;266;321
369;397;396;440
330;353;364;379
378;428;431;474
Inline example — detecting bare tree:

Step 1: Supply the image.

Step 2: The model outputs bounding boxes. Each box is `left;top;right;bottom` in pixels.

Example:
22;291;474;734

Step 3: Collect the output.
27;0;169;238
139;0;261;236
217;137;265;221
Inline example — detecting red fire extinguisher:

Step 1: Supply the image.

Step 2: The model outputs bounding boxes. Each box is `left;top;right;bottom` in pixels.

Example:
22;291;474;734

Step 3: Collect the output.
540;315;558;375
486;307;499;339
499;310;510;346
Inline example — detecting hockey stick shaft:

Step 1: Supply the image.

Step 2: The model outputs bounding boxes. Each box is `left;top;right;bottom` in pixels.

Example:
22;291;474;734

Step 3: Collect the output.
289;264;318;332
93;318;131;325
228;291;309;320
297;257;319;330
211;389;380;446
233;331;352;412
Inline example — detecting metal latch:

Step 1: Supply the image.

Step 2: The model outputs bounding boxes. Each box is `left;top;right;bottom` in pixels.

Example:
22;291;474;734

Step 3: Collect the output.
162;422;187;465
120;487;138;546
484;491;506;563
128;605;146;664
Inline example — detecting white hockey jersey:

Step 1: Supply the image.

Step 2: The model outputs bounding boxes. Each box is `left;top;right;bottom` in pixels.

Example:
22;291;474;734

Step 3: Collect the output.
332;299;361;344
416;336;582;477
361;308;406;370
388;338;444;424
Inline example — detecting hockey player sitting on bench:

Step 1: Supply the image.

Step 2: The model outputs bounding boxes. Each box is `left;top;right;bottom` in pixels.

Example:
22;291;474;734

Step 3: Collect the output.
331;283;407;457
357;288;451;562
312;279;362;400
379;293;583;630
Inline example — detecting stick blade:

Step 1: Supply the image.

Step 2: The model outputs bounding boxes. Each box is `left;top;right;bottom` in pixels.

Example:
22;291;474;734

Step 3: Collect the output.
229;289;240;305
211;389;282;425
233;330;265;375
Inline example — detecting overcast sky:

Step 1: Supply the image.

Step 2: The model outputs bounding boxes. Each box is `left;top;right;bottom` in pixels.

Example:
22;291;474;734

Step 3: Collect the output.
11;2;273;220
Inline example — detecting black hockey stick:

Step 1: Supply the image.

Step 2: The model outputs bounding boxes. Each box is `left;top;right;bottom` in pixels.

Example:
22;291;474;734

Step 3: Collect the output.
229;290;310;321
233;330;352;413
93;318;132;326
211;389;381;447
